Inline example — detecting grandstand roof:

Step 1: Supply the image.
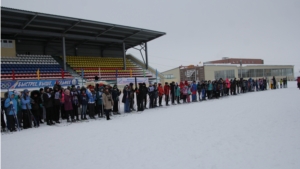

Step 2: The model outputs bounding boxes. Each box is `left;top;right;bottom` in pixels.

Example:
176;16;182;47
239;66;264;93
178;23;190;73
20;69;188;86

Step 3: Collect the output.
1;7;166;49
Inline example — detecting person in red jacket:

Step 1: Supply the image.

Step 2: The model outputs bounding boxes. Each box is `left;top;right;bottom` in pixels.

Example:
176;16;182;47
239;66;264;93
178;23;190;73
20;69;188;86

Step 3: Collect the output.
164;82;170;106
158;83;164;106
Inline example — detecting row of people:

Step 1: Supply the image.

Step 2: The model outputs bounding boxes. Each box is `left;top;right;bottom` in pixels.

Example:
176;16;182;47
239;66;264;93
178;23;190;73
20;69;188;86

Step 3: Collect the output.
1;76;287;132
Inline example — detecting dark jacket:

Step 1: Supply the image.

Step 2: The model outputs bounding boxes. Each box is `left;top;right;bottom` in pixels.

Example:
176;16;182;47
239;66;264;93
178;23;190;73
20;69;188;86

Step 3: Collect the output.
112;88;121;102
43;87;53;108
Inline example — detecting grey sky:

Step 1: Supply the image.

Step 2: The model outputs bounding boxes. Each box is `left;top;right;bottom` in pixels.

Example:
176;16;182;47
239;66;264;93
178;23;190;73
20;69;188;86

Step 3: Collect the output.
2;0;300;76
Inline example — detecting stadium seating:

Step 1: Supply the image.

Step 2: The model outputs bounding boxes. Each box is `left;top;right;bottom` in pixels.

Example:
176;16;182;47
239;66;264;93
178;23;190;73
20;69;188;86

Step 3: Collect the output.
1;55;72;80
66;56;152;81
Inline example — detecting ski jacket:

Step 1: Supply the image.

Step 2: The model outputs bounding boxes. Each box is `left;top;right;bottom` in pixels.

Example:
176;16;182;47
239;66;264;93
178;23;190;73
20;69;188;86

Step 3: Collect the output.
31;94;42;111
197;83;202;92
21;89;32;110
191;83;197;94
112;88;121;102
96;90;103;105
43;91;53;108
225;79;230;88
187;86;191;95
207;83;213;91
86;89;95;104
148;86;154;96
80;93;88;105
4;92;18;115
54;91;61;106
182;86;188;95
170;83;175;94
164;85;170;95
122;88;130;103
158;84;164;97
175;86;181;97
64;94;73;111
102;92;114;109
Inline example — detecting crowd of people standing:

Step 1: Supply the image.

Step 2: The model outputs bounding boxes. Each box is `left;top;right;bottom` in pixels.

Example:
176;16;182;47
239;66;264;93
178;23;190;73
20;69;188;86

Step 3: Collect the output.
1;76;289;133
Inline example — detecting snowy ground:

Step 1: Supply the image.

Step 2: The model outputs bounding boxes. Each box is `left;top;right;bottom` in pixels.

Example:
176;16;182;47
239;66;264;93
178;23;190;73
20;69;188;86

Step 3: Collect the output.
1;82;300;169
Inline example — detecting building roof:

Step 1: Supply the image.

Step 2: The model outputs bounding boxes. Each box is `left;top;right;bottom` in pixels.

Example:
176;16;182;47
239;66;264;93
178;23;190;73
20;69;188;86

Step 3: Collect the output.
1;7;166;50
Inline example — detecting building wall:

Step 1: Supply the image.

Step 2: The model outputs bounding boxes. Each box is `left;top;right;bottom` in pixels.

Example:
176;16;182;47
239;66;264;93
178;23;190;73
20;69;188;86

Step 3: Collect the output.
161;68;180;84
203;65;294;81
179;66;202;82
1;39;16;57
204;65;238;80
207;58;264;64
238;65;294;81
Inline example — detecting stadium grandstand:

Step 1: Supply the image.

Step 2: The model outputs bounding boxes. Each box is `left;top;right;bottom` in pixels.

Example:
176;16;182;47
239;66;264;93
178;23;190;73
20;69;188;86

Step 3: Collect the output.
1;7;165;90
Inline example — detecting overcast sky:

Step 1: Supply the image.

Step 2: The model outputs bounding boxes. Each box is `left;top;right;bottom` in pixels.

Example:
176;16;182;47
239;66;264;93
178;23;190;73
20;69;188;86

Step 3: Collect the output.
2;0;300;76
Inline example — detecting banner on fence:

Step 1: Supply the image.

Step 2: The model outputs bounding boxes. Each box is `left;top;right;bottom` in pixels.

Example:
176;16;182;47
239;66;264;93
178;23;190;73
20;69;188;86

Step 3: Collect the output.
1;79;78;90
117;78;149;85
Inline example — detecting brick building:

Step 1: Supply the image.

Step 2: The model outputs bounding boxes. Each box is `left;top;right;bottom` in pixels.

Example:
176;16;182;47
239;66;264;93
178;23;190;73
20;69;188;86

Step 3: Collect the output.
204;57;264;65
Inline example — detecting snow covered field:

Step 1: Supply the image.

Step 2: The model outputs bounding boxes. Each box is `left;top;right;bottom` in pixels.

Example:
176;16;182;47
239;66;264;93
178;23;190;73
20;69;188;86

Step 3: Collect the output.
2;82;300;169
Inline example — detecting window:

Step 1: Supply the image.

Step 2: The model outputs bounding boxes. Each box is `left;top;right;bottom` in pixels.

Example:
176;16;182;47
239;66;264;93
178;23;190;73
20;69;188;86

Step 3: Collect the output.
264;69;271;76
164;74;174;79
256;69;263;77
214;69;235;80
249;69;256;77
242;69;249;78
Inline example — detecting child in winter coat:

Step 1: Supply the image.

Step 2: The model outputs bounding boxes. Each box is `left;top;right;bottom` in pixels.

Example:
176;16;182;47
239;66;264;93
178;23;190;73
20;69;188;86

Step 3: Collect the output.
4;92;18;132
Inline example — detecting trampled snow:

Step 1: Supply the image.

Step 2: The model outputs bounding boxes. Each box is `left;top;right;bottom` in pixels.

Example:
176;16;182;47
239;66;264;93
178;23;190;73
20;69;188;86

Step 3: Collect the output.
1;82;300;169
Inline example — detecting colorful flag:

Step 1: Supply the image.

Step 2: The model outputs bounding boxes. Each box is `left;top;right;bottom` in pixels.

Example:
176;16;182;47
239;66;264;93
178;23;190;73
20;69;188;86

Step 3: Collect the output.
61;69;64;79
12;69;15;80
37;68;40;80
130;69;133;77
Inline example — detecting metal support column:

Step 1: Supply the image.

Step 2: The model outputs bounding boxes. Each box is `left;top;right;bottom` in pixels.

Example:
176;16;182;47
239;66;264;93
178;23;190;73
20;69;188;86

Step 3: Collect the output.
145;42;148;70
123;42;126;70
62;36;66;71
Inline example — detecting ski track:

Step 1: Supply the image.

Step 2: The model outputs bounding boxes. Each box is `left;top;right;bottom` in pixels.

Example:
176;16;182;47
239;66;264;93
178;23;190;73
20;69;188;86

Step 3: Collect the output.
1;82;300;169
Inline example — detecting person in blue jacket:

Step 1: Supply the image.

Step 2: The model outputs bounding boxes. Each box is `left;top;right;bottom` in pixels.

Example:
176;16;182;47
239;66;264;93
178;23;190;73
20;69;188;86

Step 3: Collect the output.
4;91;18;132
191;81;197;102
21;89;32;129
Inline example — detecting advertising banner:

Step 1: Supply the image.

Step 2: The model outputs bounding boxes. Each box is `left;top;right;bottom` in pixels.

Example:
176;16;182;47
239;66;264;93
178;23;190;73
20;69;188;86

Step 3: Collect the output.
1;79;78;90
117;78;149;85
